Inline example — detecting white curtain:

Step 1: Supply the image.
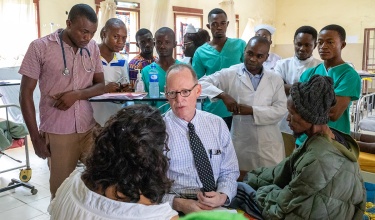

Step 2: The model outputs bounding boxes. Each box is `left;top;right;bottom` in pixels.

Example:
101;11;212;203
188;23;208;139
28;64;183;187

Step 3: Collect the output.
219;0;236;38
0;0;37;68
93;0;117;43
150;0;171;34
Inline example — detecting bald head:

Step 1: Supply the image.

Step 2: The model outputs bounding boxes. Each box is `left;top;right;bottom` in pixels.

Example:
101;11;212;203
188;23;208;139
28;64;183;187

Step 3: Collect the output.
166;64;198;85
247;36;270;52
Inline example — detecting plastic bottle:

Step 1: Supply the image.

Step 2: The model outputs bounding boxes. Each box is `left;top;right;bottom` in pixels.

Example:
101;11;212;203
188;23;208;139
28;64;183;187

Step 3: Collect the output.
148;63;159;98
134;69;145;92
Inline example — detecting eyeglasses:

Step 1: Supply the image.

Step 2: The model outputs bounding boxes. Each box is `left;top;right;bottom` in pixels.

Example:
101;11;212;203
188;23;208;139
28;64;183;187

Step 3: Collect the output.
165;84;198;99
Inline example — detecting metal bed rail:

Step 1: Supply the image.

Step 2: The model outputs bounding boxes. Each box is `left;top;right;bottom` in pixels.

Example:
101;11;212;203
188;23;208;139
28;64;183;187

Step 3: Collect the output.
0;104;37;195
354;92;375;133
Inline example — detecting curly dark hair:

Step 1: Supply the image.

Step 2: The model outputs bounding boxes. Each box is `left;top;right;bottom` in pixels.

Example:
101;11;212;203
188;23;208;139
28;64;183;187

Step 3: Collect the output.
81;104;172;203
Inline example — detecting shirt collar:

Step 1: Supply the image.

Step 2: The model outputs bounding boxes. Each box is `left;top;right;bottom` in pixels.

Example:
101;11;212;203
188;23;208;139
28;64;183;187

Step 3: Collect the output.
242;64;264;79
294;55;314;65
101;53;120;65
169;109;199;129
48;28;64;44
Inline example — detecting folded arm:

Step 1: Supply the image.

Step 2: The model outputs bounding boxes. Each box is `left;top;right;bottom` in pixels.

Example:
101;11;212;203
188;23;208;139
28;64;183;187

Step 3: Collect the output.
52;72;104;111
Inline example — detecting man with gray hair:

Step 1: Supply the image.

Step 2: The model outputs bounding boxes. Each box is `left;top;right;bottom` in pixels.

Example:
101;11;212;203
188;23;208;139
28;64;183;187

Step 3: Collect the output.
243;75;365;219
163;63;239;215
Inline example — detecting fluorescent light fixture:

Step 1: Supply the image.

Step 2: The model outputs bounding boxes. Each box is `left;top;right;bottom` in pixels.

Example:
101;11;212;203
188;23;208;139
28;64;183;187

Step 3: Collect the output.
116;1;139;8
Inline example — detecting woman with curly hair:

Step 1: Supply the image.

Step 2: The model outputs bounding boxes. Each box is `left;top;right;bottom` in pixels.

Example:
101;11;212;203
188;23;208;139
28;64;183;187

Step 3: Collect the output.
49;105;178;220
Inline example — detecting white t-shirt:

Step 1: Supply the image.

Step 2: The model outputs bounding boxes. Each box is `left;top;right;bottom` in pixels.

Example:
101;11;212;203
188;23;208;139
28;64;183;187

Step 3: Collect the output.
92;53;129;126
49;169;178;220
274;56;322;84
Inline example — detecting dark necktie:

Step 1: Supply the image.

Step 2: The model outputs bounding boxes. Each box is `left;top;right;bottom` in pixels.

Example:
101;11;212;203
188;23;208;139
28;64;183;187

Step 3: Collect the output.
188;122;216;192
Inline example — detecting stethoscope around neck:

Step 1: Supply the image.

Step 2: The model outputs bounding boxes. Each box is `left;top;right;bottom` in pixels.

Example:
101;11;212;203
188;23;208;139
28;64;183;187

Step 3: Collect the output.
59;30;94;76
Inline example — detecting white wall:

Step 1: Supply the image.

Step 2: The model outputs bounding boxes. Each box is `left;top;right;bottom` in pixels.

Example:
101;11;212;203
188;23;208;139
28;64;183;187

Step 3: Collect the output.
273;0;375;69
39;0;96;37
39;0;276;41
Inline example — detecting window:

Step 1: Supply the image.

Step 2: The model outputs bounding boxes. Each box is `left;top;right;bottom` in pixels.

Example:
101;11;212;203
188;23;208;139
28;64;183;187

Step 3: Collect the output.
173;6;203;60
363;28;375;72
0;0;39;67
96;1;140;60
116;2;140;60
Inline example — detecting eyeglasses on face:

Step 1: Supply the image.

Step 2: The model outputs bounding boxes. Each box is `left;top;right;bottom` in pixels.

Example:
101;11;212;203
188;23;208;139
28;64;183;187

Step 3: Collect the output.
165;84;198;99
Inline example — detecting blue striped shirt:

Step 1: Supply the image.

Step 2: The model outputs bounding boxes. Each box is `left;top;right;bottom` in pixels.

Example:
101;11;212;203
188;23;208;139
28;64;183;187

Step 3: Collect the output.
162;110;239;206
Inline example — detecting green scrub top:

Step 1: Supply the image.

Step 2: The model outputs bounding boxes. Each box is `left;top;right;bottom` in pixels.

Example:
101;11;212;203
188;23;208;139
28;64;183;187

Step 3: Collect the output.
192;38;246;118
296;63;361;146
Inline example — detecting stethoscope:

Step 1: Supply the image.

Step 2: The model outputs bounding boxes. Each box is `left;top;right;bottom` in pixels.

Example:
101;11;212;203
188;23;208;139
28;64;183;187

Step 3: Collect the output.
59;30;94;76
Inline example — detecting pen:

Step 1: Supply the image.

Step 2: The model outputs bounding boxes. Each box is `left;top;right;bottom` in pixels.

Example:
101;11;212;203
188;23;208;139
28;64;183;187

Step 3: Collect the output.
200;188;206;197
116;76;124;83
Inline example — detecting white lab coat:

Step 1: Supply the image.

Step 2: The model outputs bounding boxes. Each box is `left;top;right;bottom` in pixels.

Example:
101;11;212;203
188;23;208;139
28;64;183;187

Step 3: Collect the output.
199;63;287;171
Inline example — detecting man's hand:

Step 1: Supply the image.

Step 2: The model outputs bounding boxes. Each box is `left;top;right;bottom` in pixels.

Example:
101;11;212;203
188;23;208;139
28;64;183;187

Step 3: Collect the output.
233;104;253;115
173;197;212;214
105;82;120;93
31;133;50;159
218;93;239;114
197;191;227;208
52;90;80;111
120;83;133;92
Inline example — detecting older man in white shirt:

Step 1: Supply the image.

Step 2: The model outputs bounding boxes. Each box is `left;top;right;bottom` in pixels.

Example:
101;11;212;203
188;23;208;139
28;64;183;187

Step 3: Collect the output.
162;63;239;215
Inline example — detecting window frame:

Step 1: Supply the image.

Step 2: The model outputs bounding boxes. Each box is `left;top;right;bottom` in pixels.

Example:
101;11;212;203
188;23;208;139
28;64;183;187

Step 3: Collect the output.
172;6;203;59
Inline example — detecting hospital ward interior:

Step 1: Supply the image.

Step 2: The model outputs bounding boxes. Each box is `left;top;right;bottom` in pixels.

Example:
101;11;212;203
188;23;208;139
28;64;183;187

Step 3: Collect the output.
1;0;375;219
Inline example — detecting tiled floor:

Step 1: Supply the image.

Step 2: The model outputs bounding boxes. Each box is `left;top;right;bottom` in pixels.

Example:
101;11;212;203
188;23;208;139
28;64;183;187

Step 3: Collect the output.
0;139;51;220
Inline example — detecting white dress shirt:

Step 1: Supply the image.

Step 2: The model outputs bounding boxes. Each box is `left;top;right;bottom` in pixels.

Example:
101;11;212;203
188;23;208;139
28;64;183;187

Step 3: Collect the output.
162;110;239;206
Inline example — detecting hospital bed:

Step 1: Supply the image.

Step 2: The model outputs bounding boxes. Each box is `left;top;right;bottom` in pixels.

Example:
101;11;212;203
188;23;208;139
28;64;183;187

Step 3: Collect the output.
0;104;37;195
353;92;375;133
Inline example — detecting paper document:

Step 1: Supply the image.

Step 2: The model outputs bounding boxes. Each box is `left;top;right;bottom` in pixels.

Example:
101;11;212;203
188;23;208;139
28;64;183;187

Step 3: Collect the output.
91;92;147;100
